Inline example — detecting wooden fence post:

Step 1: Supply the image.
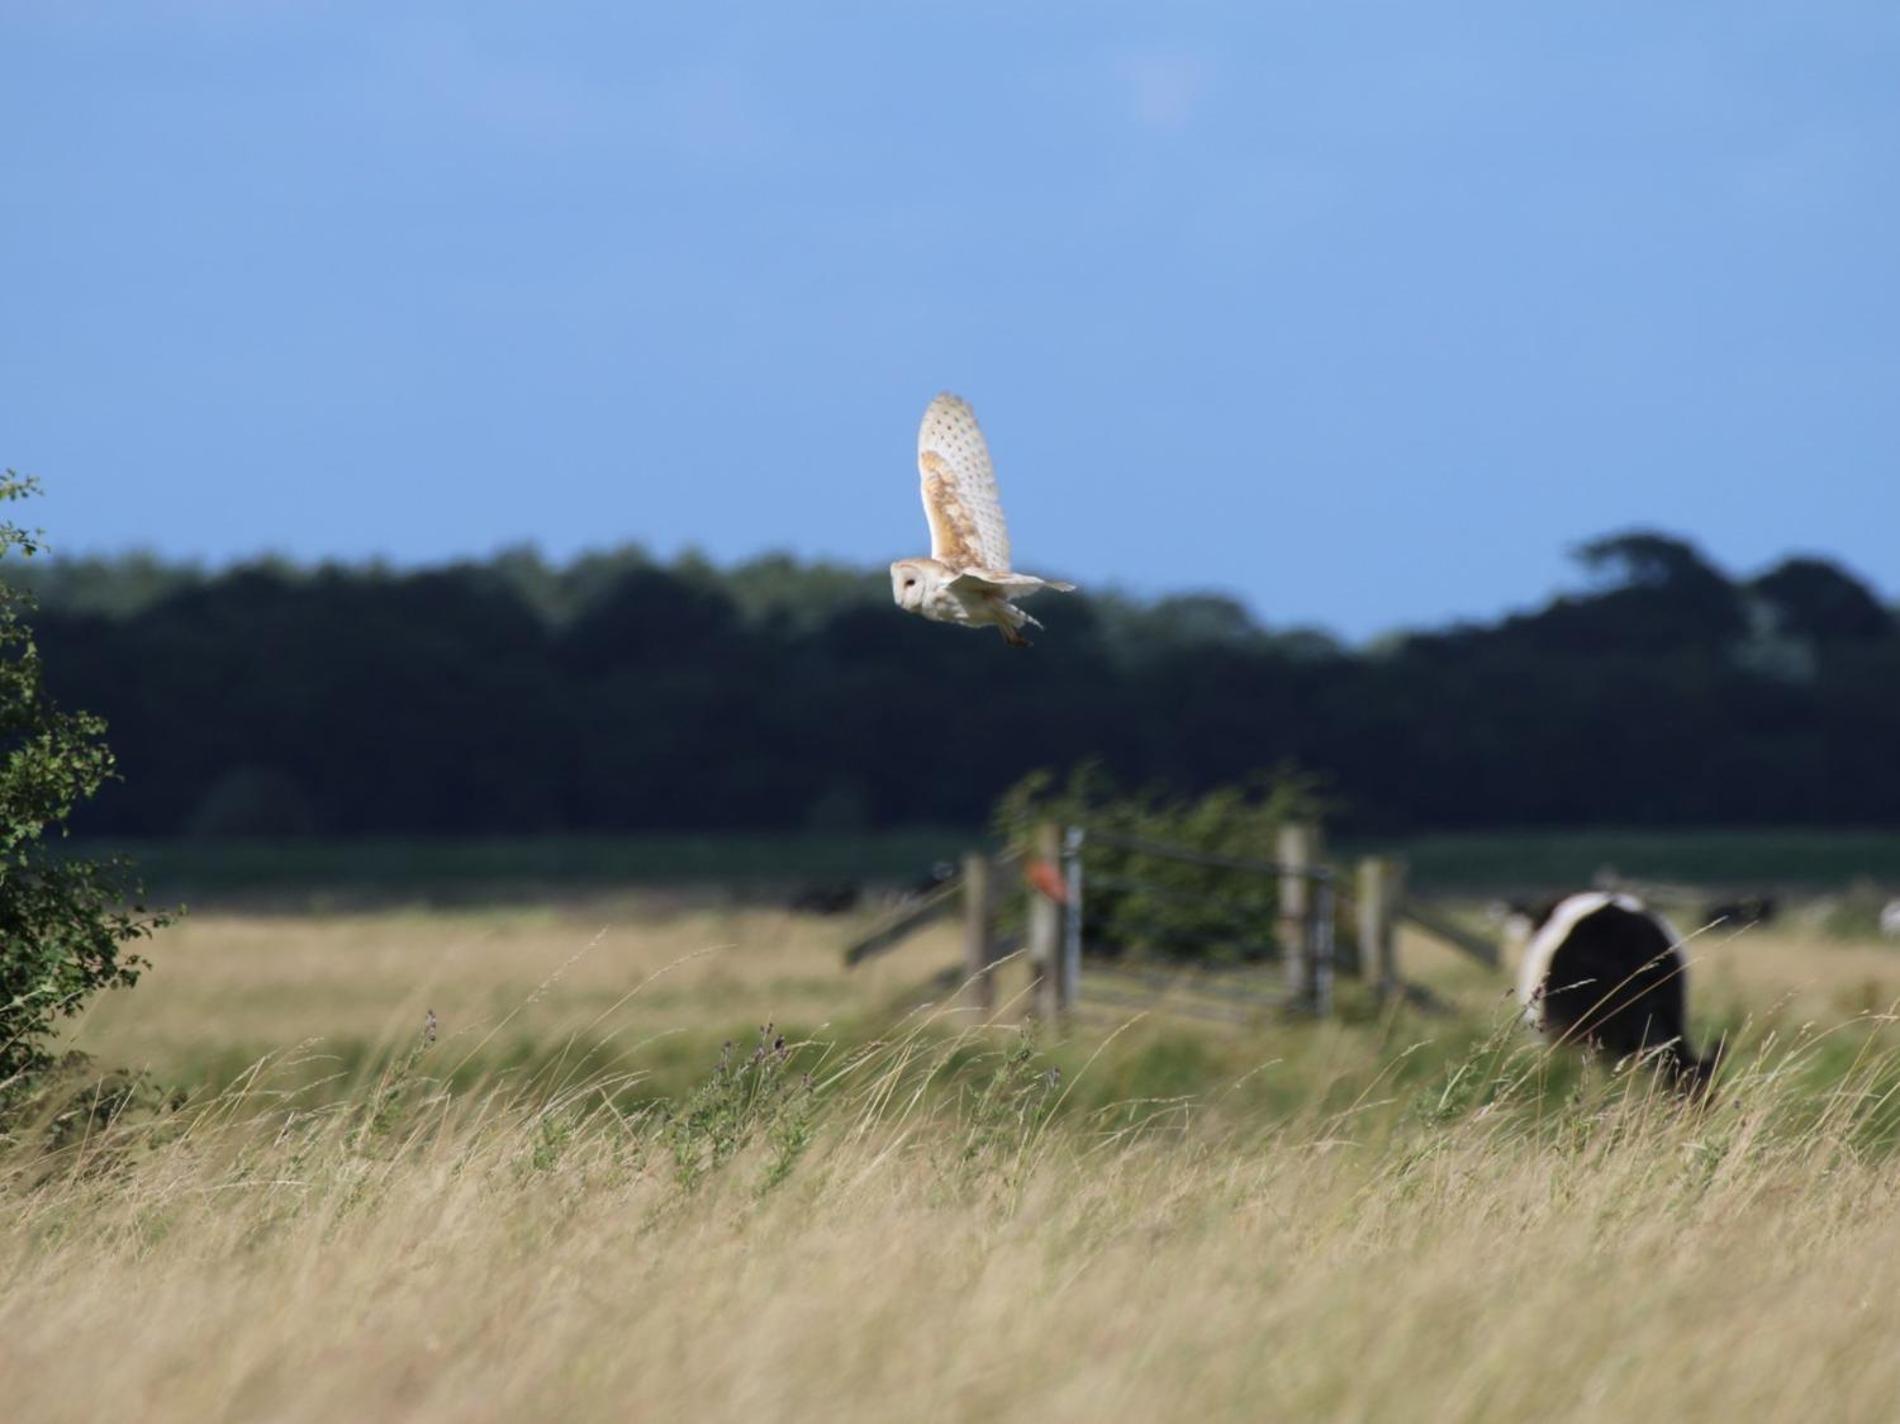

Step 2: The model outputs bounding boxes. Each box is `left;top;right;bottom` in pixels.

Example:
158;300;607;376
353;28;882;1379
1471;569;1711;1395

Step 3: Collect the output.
1357;856;1405;1006
962;852;996;1017
1277;821;1319;1013
1028;822;1065;1022
1061;825;1085;1017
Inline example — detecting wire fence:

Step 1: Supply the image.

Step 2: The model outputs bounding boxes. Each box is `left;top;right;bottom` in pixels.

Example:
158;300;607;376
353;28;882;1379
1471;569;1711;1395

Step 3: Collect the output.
843;821;1497;1025
1064;823;1339;1017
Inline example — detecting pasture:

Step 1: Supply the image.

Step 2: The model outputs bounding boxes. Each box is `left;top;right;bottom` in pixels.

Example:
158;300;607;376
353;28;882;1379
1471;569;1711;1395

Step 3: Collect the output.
6;891;1900;1421
70;826;1900;905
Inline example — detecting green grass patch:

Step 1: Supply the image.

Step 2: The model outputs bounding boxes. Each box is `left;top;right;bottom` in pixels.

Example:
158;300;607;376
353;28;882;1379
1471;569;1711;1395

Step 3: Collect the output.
1354;827;1900;892
68;827;1900;909
67;831;978;906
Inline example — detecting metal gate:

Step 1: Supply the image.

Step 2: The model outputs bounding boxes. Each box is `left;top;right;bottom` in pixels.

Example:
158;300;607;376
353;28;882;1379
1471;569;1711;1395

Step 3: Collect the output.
1052;825;1338;1019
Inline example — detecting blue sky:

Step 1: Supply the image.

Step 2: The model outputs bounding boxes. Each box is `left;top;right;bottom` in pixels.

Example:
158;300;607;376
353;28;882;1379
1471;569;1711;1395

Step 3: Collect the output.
4;3;1895;639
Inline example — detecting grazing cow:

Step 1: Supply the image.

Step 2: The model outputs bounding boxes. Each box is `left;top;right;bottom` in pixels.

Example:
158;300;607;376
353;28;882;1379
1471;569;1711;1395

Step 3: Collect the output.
787;882;862;916
1513;892;1716;1095
1702;894;1776;931
902;860;958;900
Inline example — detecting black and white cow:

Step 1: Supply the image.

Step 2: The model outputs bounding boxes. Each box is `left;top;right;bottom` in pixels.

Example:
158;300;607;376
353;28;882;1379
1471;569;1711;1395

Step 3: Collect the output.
1512;892;1716;1095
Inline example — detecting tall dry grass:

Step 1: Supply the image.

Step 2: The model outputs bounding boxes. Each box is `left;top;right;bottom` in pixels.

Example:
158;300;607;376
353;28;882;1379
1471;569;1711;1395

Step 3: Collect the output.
56;899;973;1097
7;905;1900;1421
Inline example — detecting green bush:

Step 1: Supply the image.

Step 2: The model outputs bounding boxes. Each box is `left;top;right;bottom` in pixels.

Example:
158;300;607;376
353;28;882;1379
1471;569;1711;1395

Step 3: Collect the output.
0;473;169;1090
992;763;1325;965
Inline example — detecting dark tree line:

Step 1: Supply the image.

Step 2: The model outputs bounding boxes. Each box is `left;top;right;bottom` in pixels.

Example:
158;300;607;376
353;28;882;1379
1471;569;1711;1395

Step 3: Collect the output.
13;533;1897;837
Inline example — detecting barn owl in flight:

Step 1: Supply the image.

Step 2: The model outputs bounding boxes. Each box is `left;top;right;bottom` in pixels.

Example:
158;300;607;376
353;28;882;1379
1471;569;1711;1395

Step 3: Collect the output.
890;393;1075;646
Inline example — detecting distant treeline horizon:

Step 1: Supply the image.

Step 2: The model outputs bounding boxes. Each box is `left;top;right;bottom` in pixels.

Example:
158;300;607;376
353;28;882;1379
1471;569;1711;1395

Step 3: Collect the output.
11;530;1897;838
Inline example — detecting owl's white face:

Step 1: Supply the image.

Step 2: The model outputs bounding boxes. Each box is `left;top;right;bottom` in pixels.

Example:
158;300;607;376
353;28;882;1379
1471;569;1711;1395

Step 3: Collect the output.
890;559;940;613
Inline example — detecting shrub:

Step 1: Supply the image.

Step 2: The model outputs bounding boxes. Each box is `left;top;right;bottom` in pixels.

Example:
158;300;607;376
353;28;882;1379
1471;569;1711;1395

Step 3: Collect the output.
992;763;1326;965
0;473;169;1090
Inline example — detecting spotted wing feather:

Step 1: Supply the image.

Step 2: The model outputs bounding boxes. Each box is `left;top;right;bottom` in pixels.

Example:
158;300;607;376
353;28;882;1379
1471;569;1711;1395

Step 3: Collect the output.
918;393;1011;573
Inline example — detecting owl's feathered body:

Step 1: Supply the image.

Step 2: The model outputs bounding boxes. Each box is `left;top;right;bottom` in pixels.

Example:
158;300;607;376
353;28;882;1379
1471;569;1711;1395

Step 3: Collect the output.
890;393;1074;647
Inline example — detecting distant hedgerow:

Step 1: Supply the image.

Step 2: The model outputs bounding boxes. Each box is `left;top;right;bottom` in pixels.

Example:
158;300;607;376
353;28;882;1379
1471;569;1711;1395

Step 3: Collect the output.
0;472;170;1090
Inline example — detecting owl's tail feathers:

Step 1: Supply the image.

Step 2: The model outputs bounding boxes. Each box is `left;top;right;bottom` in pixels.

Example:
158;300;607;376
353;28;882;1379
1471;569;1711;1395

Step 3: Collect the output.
1045;580;1077;593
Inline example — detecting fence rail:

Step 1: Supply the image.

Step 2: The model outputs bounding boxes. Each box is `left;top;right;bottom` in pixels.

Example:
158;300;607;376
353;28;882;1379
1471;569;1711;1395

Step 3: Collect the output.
841;879;962;967
1398;901;1501;969
842;846;1022;969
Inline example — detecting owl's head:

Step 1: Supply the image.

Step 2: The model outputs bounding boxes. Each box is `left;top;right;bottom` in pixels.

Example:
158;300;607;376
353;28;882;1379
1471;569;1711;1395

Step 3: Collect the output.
890;558;940;612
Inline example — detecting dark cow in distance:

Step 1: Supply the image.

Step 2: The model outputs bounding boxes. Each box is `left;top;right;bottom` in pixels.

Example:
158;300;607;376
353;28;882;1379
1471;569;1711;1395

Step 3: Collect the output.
1702;894;1776;931
787;882;862;916
1513;892;1717;1096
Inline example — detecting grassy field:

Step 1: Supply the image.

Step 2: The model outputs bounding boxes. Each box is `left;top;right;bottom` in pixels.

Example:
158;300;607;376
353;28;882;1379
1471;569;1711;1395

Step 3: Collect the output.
8;895;1900;1420
71;831;976;905
70;827;1900;907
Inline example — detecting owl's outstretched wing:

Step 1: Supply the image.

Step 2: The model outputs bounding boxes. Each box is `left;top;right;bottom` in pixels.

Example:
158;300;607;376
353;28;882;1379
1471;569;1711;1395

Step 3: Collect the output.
918;393;1011;573
946;571;1074;598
